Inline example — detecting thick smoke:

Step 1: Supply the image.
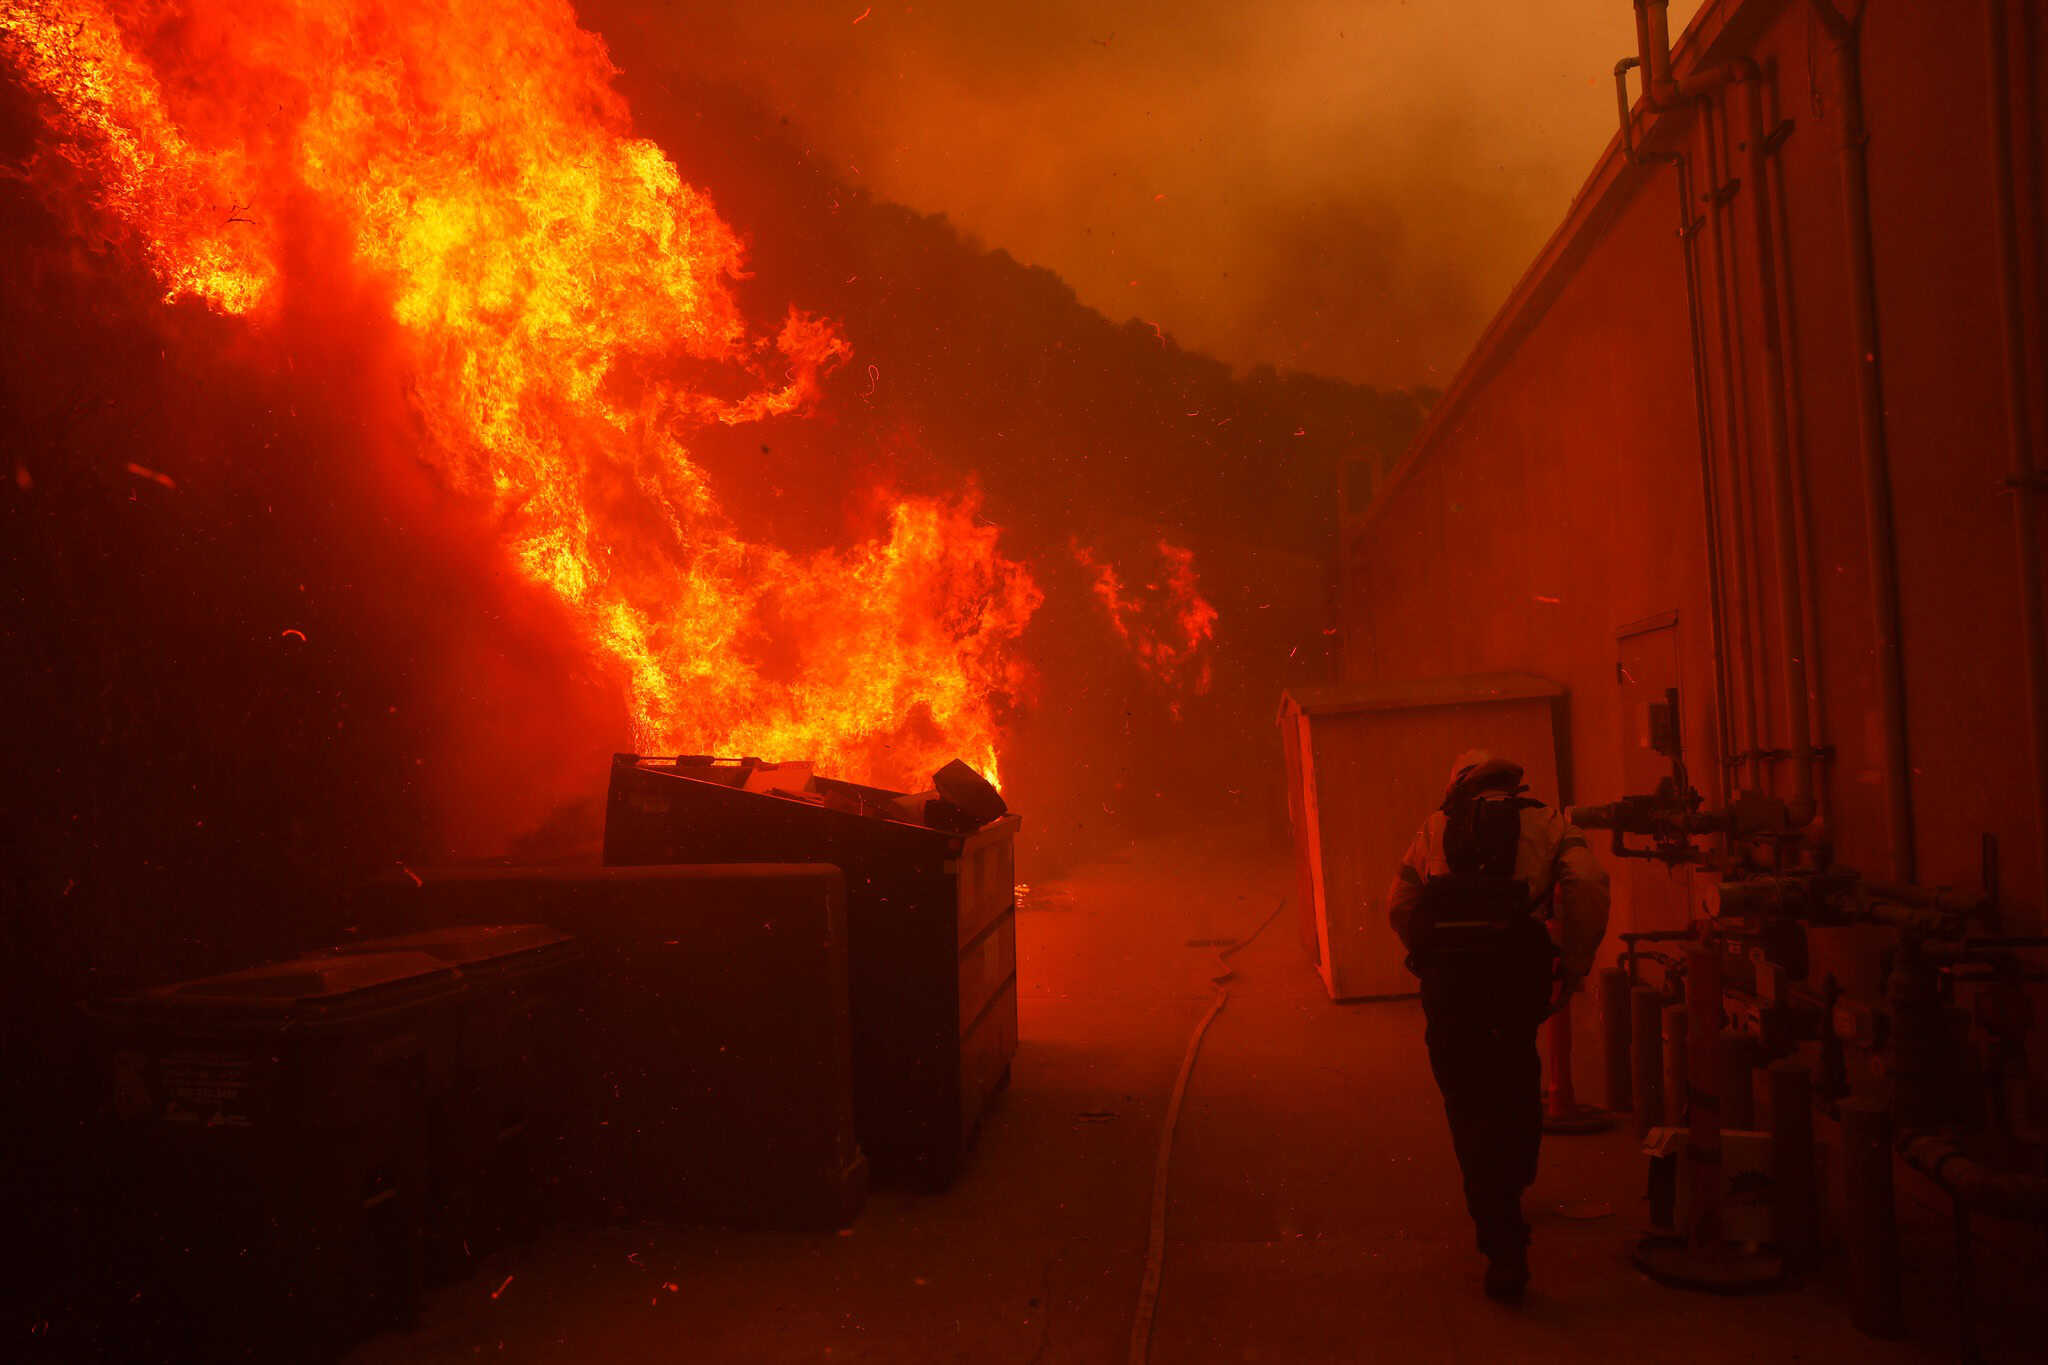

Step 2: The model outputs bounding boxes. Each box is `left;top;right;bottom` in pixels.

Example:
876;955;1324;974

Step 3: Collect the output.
582;0;1703;389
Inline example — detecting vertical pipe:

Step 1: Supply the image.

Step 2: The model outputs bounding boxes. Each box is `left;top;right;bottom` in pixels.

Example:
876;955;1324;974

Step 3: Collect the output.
1633;0;1654;94
1953;1200;1979;1365
1763;76;1833;823
1615;58;1643;165
1676;149;1739;804
1988;0;2048;918
1808;1;1916;879
1736;70;1818;820
1717;1029;1757;1130
1702;101;1768;794
1842;1098;1905;1339
1684;948;1725;1244
1601;966;1634;1112
1662;1001;1690;1128
2021;0;2048;438
1642;0;1677;100
1767;1060;1817;1268
1632;985;1665;1138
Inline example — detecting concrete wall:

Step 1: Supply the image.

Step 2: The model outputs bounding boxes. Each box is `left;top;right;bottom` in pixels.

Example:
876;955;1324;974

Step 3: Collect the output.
1341;0;2048;942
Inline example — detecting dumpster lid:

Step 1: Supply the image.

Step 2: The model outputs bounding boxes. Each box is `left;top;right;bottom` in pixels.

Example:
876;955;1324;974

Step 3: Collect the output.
128;949;461;1024
335;923;577;969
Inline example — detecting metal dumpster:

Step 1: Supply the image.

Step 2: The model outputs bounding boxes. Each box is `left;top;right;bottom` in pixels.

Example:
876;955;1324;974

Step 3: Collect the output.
327;925;583;1275
602;753;1020;1190
91;950;465;1355
353;864;867;1230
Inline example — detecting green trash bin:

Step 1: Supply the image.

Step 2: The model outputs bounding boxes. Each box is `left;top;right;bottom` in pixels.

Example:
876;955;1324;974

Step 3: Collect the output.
328;924;584;1274
92;950;465;1356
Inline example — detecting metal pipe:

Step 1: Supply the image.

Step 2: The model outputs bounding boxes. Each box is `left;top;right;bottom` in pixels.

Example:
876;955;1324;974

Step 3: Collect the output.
1626;16;1835;824
2021;0;2048;440
1726;63;1818;823
1808;0;1917;880
1954;1200;1979;1365
1718;1029;1757;1129
1899;1126;2048;1364
1662;1000;1689;1129
1864;901;1964;936
1762;76;1832;823
1638;0;1678;105
1614;57;1642;165
1632;0;1654;96
1601;966;1634;1112
1843;1099;1905;1339
1632;984;1666;1138
1927;935;2048;952
1987;0;2048;920
1684;947;1725;1244
1767;1060;1817;1268
1899;1131;2048;1222
1700;102;1768;794
1677;148;1739;803
1596;62;1741;801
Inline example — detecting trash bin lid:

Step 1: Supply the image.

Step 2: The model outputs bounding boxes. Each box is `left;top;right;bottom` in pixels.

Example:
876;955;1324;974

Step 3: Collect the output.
128;950;462;1027
336;923;578;972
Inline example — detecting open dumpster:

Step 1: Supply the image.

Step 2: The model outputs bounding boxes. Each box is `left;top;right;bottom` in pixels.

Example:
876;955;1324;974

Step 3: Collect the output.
603;754;1020;1190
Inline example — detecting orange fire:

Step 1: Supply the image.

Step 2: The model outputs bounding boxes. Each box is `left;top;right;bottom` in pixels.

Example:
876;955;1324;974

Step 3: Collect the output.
3;0;1043;788
1072;539;1218;707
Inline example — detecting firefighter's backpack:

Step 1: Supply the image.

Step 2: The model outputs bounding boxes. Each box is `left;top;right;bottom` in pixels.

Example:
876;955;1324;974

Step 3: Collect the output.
1410;786;1544;962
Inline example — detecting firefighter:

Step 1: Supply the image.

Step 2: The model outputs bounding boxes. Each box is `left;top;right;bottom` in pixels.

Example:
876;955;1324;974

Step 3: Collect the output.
1385;750;1609;1302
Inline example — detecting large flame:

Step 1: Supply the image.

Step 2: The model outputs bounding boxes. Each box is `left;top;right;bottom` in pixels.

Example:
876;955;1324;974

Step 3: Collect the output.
3;0;1043;788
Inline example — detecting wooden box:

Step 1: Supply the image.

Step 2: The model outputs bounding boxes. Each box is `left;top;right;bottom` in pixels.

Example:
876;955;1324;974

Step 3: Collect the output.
1279;673;1568;1000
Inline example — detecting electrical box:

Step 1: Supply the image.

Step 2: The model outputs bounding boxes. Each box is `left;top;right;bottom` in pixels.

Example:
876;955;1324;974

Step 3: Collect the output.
1278;673;1569;1001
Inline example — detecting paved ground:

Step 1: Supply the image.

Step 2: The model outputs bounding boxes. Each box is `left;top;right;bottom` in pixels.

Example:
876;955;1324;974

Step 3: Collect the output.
351;830;2035;1363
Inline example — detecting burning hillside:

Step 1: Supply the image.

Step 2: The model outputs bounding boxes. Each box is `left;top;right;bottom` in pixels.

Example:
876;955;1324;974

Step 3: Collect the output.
0;0;1421;1001
1;0;1067;789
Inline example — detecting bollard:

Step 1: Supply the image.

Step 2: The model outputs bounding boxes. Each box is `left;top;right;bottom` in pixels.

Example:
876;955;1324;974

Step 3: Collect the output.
1768;1061;1817;1269
1842;1099;1904;1339
1543;992;1613;1134
1718;1029;1757;1131
1600;967;1632;1113
1631;986;1664;1138
1662;1003;1689;1128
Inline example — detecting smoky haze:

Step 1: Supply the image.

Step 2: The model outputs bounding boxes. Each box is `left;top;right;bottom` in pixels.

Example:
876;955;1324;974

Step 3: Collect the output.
587;0;1704;389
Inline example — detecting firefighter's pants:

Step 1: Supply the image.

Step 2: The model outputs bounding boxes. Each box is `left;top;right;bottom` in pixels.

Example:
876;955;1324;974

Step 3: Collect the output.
1419;951;1553;1260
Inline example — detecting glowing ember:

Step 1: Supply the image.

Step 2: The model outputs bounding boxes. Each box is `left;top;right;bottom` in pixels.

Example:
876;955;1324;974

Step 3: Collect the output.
1072;539;1218;705
2;0;1041;788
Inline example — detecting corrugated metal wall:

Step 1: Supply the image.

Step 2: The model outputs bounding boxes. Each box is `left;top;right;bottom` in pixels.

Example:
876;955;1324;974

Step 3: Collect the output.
1341;0;2048;943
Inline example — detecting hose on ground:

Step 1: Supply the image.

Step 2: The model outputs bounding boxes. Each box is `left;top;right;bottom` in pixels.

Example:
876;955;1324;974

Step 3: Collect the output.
1127;895;1289;1365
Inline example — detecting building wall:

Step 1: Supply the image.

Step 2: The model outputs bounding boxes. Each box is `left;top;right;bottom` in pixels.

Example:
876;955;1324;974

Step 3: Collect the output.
1342;0;2048;941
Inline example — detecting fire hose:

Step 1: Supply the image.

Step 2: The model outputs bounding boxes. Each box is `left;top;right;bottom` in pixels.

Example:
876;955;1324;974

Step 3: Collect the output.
1127;895;1288;1365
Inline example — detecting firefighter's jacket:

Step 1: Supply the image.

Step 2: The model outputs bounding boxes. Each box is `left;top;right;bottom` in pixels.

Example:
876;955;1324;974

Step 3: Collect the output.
1384;797;1611;982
